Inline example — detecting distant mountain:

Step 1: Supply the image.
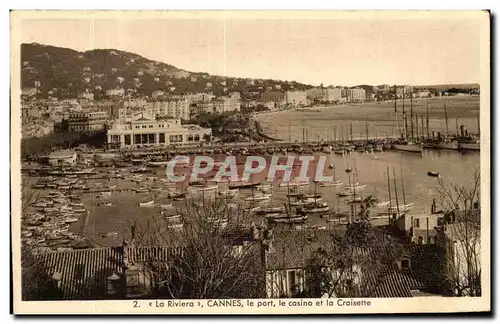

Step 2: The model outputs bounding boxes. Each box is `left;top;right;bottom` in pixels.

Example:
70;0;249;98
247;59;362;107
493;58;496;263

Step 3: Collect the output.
20;43;314;100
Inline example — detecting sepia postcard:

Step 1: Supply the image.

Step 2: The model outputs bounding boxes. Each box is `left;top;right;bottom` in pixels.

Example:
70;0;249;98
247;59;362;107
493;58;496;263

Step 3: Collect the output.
10;10;491;315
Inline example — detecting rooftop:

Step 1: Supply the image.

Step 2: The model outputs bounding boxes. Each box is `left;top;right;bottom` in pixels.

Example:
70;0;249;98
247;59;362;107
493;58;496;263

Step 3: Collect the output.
49;150;76;159
32;246;182;300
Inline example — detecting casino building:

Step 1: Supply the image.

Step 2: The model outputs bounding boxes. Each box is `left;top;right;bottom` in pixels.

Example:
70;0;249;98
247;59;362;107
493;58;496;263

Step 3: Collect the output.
106;113;212;148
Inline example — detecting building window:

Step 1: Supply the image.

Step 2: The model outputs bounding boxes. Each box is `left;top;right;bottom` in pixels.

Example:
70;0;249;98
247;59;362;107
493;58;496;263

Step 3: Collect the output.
124;135;131;145
142;125;146;128
159;133;165;143
414;218;420;228
141;134;148;144
194;135;200;141
187;135;194;142
134;134;141;144
135;126;139;129
149;125;153;128
401;259;410;270
148;133;155;143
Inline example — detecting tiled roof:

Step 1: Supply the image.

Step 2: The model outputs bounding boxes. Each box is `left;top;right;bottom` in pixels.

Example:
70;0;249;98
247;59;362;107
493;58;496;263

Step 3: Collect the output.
363;268;426;298
33;246;180;300
34;247;123;300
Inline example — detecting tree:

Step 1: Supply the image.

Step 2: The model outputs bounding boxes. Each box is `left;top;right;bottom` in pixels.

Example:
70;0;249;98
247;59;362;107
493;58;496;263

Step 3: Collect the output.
302;203;403;298
134;197;266;299
20;179;55;300
435;171;481;297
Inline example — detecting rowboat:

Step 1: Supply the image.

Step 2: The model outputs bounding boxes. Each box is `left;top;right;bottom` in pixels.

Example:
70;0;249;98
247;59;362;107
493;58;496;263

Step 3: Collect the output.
427;171;440;177
158;203;173;209
167;223;184;229
268;215;308;223
72;208;87;213
65;217;79;224
190;184;218;192
256;205;286;214
147;161;170;167
344;183;366;190
69;202;84;207
279;180;309;188
163;214;182;221
139;200;155;207
317;180;343;187
337;190;355;197
245;194;271;202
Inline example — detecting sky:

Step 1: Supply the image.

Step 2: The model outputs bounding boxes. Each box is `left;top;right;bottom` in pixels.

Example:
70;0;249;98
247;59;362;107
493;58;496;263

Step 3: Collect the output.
16;11;485;87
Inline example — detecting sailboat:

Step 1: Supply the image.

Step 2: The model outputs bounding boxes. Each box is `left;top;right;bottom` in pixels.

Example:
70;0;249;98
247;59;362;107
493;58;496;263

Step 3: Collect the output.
388;165;414;213
437;102;458;150
315;164;343;187
392;87;423;153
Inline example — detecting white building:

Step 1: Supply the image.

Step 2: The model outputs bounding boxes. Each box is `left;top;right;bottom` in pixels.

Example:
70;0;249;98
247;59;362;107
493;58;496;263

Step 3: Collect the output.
306;88;342;102
346;88;366;102
146;98;190;120
68;111;109;132
213;97;241;114
284;91;308;107
107;114;211;148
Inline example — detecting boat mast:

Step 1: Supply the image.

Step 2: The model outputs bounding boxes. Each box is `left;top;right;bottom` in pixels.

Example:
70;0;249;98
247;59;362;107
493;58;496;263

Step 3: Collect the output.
350;117;353;142
392;166;400;218
365;123;369;142
333;125;337;143
420;111;425;141
444;101;449;136
426;101;430;139
410;89;414;140
403;87;408;139
400;163;406;206
415;113;419;140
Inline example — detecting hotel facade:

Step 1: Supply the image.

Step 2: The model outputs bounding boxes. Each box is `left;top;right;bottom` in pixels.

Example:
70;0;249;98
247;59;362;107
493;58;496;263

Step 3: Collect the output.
107;114;212;148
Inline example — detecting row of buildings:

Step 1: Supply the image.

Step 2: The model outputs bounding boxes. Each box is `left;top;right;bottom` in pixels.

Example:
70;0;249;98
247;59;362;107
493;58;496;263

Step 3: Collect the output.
106;112;212;148
26;205;480;300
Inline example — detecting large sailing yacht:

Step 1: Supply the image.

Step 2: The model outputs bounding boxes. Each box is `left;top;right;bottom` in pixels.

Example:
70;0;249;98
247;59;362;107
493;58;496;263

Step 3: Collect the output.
392;86;423;153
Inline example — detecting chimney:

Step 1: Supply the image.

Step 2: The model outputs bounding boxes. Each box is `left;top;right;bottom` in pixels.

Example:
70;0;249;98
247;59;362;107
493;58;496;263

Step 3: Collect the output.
106;272;121;297
51;271;62;289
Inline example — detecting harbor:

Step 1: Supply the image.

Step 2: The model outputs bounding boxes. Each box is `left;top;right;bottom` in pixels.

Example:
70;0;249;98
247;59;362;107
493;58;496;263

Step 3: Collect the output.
22;145;479;249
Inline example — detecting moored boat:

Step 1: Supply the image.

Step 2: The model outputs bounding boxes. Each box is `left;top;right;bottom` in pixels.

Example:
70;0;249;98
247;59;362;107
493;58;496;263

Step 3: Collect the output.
244;193;271;202
437;140;459;150
392;141;423;153
139;200;155;207
65;217;79;224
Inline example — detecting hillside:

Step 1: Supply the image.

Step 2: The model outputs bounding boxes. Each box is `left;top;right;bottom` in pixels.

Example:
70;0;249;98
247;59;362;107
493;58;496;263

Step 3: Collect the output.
20;43;314;100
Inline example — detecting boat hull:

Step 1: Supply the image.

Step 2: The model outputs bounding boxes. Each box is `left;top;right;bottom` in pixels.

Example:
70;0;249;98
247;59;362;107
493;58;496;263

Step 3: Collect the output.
458;141;480;151
392;143;423;153
437;141;458;150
